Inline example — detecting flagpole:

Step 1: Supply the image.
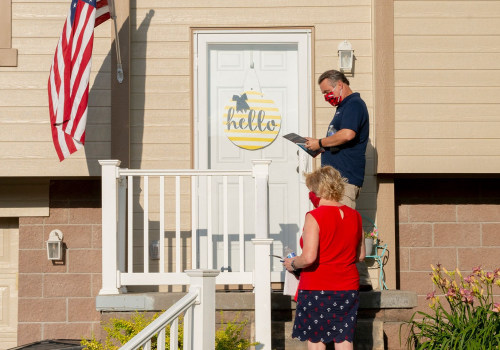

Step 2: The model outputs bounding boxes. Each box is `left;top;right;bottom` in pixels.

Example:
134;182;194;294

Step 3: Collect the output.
108;0;123;83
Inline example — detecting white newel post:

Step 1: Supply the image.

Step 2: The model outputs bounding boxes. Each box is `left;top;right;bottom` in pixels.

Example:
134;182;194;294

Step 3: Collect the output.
252;160;271;240
99;160;121;295
252;159;272;350
252;239;273;350
185;269;220;350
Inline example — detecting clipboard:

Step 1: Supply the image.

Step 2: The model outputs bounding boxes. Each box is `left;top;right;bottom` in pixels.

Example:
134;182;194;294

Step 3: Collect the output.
283;133;324;158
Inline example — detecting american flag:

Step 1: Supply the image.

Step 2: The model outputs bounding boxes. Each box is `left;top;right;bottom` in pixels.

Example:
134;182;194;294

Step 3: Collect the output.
48;0;110;161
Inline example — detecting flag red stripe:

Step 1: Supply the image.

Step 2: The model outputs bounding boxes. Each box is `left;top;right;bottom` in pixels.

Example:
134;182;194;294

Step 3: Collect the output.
68;25;94;138
71;4;92;68
64;131;79;154
51;124;65;161
96;0;108;9
95;12;110;27
70;67;91;139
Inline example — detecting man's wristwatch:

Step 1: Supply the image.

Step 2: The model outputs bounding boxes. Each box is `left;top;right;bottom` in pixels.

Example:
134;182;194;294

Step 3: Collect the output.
318;138;323;148
291;259;297;271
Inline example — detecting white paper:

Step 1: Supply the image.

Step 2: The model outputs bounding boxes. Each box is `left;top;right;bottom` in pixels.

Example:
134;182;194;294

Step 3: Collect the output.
283;270;300;296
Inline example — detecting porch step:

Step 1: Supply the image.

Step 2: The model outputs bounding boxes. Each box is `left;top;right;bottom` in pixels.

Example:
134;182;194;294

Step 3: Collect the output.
353;319;384;350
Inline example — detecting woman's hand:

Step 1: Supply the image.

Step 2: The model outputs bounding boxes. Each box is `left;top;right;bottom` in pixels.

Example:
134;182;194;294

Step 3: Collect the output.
283;257;295;272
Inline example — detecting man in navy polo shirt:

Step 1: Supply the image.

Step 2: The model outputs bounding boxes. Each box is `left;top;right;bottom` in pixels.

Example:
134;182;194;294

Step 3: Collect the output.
305;69;369;208
305;69;372;290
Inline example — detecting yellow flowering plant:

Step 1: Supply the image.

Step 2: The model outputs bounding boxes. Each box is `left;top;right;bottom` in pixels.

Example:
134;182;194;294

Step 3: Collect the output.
403;264;500;349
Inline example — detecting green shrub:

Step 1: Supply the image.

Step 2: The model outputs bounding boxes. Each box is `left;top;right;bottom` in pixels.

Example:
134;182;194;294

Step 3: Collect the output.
215;312;257;350
81;311;257;350
403;264;500;349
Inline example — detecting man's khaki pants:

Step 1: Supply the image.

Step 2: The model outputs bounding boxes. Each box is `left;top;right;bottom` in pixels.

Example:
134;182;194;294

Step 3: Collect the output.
340;182;372;287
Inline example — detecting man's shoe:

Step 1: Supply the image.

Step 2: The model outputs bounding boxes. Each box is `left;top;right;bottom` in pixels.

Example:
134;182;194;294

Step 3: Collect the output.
359;284;373;292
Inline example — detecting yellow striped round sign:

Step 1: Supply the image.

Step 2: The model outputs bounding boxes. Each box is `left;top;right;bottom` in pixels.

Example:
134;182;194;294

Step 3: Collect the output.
223;90;281;150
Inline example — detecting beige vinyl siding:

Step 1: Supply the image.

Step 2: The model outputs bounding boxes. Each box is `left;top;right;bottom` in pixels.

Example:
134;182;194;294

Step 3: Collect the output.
394;0;500;173
0;1;112;176
130;0;376;216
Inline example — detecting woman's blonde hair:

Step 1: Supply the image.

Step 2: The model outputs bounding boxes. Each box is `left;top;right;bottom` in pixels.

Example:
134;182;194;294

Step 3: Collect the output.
305;166;346;202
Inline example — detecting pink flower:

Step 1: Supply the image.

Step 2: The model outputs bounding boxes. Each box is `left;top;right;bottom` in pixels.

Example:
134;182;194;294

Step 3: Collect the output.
493;303;500;313
485;272;494;282
445;288;456;299
459;288;474;304
426;291;435;300
472;266;482;275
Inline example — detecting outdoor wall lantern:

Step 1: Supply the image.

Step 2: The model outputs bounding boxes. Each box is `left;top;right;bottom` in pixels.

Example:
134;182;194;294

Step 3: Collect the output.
150;240;160;260
46;229;64;260
338;40;354;73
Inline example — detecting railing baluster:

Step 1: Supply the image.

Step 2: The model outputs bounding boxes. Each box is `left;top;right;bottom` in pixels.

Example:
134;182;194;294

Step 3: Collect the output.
176;176;181;273
144;340;151;350
157;328;166;350
170;318;179;350
160;176;165;273
127;175;133;273
191;176;197;269
183;307;193;350
118;177;127;279
144;176;149;273
239;176;244;272
207;177;213;269
223;176;228;270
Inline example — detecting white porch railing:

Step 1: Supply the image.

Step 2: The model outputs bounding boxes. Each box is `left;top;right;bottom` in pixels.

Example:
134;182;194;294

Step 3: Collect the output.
99;159;272;349
120;270;219;350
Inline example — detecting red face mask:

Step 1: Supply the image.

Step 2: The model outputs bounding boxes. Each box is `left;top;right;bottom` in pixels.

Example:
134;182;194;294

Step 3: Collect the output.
324;86;343;107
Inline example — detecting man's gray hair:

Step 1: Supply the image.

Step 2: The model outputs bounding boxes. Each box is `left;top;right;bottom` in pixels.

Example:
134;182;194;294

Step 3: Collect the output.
318;70;350;86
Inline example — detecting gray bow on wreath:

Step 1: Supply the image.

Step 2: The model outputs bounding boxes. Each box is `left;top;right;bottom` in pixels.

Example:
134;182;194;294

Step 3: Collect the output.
232;93;250;113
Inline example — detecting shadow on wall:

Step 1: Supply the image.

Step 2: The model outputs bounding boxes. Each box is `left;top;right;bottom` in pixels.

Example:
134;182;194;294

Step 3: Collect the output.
84;6;155;173
357;138;378;241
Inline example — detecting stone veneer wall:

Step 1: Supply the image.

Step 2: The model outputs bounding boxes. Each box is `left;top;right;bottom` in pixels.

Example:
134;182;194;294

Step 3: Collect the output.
393;178;500;349
18;180;102;345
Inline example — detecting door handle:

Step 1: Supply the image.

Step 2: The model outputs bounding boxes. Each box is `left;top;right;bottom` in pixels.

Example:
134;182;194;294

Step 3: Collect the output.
298;152;310;182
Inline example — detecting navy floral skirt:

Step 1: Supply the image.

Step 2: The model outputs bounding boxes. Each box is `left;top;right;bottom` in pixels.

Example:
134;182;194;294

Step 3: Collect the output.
292;289;359;344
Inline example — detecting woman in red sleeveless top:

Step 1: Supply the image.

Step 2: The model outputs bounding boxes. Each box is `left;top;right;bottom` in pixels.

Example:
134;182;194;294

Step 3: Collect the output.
283;166;365;350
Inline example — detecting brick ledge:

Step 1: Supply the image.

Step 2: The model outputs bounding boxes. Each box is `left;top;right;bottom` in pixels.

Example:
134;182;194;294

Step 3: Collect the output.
96;290;417;312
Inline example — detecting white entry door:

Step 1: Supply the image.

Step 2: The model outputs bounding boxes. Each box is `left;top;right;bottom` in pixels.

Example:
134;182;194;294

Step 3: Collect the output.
194;30;312;281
